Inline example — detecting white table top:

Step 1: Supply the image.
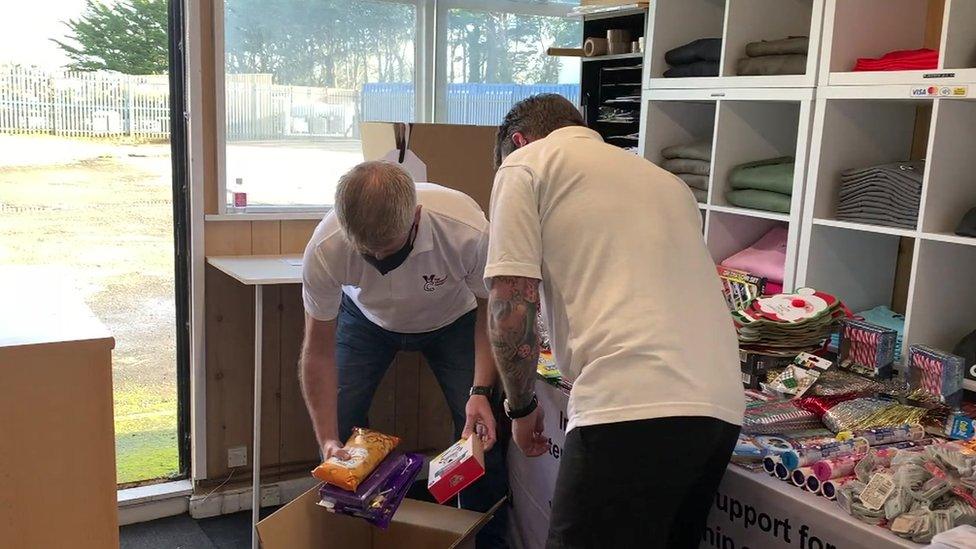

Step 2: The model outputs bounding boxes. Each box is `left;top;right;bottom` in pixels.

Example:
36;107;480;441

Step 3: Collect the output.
0;267;114;350
206;255;303;286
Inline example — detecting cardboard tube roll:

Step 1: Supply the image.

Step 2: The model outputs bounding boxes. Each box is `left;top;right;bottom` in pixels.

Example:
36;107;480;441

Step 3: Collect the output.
583;37;608;57
606;29;631;43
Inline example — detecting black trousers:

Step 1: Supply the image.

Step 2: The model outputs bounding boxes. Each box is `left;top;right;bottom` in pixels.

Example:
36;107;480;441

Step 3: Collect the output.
547;416;740;549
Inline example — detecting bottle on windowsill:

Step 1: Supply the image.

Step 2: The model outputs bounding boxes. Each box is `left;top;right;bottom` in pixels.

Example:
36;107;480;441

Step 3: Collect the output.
231;177;247;213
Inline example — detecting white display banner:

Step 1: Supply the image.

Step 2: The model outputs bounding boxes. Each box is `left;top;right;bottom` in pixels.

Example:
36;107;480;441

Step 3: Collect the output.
508;382;920;549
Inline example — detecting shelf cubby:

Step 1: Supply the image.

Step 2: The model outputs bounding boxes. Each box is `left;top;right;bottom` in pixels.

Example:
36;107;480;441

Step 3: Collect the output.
706;212;793;291
645;0;823;89
805;97;930;229
904;239;976;366
920;98;976;240
710;100;805;214
821;0;976;86
799;224;907;314
640;99;716;167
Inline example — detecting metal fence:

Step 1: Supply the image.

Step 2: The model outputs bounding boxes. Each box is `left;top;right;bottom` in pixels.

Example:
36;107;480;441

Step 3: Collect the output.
1;65;581;140
361;82;581;126
0;66;170;139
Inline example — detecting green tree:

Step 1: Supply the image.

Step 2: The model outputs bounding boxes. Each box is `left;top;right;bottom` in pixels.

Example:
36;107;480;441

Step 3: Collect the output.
53;0;169;74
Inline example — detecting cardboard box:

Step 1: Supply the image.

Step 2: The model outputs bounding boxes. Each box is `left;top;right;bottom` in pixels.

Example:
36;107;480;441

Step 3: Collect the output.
428;436;485;504
257;486;496;549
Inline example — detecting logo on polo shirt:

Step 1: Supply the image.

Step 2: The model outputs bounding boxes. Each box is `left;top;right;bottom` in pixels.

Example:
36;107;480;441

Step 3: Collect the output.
422;274;447;292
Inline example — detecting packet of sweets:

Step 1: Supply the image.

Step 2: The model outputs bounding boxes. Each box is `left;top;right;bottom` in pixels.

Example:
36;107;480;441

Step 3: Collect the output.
312;427;400;491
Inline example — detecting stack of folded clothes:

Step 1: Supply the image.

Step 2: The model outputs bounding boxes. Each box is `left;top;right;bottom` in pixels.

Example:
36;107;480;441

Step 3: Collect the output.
661;139;711;202
737;36;808;76
853;48;938;71
835;160;923;229
720;224;788;295
726;156;794;213
664;38;721;77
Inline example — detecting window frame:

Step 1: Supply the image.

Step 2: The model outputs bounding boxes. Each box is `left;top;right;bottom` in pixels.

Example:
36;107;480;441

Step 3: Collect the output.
213;0;575;215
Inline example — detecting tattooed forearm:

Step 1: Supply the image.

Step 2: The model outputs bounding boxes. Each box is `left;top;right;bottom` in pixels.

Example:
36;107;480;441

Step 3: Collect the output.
487;276;541;410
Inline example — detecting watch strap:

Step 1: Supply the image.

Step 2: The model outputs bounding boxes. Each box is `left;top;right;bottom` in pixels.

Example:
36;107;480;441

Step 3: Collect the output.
469;385;493;398
505;394;538;420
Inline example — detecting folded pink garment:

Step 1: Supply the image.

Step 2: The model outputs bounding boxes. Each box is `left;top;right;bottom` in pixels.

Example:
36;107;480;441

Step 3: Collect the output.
720;224;788;284
853;48;938;71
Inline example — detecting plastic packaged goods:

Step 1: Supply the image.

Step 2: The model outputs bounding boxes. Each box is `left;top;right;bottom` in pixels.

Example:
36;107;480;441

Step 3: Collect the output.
319;452;424;529
820;397;928;433
312;428;400;491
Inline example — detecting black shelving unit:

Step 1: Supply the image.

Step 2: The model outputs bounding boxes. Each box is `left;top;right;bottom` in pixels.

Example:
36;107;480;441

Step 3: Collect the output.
576;7;648;152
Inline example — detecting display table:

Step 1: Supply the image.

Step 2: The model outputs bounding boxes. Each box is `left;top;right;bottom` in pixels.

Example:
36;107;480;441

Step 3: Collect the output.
506;380;921;549
206;254;303;549
0;268;118;548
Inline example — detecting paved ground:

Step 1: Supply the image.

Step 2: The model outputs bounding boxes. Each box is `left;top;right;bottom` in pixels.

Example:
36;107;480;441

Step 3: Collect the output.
0;134;362;484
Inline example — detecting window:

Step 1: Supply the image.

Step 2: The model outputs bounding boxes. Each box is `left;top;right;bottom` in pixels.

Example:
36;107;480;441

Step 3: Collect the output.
221;0;418;210
217;0;580;211
440;7;581;125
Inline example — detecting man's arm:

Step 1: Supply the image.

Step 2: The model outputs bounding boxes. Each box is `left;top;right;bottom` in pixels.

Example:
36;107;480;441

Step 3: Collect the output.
462;300;499;449
299;314;347;459
487;276;541;410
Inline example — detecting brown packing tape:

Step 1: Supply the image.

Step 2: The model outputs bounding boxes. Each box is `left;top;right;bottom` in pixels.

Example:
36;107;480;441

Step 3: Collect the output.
583;37;608;57
547;47;585;57
608;42;631;55
606;29;630;43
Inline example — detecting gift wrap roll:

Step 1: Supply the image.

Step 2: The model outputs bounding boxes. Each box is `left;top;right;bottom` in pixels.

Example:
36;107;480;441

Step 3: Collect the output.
762;455;780;475
583;37;608;57
812;453;862;481
850;424;925;446
774;461;791;480
821;476;856;500
780;437;869;471
791;467;814;488
805;473;822;494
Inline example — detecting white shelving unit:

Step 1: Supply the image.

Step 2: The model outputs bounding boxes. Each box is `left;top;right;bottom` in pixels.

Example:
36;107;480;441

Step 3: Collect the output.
820;0;976;87
796;86;976;381
644;0;825;89
640;88;815;291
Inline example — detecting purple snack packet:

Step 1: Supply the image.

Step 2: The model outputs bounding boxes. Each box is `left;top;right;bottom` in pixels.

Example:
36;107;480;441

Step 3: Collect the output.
319;452;424;529
319;451;404;509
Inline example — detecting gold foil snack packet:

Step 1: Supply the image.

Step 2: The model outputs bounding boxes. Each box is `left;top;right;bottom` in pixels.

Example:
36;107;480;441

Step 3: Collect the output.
312;428;400;491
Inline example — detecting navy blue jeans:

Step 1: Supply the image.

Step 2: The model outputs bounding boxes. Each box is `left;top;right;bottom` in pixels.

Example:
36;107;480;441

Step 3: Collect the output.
335;295;509;549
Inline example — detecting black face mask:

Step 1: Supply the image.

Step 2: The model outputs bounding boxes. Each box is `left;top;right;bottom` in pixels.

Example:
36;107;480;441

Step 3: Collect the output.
361;222;417;276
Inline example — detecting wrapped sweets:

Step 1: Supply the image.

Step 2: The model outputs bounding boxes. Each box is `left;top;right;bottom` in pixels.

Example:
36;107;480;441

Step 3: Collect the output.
742;398;822;434
319;451;415;511
812;453;862;481
313;428;400;491
846;424;926;446
821;397;928;432
322;452;424;529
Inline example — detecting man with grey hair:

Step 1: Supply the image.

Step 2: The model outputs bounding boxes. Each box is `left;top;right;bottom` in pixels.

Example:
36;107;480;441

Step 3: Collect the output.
300;161;508;548
486;94;744;548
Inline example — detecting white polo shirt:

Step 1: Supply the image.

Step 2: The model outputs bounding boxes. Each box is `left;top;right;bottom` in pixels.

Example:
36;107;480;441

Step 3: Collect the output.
485;126;745;431
303;182;489;333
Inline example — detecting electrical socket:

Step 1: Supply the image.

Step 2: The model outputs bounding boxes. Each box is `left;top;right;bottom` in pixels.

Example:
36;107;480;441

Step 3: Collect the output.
227;446;247;468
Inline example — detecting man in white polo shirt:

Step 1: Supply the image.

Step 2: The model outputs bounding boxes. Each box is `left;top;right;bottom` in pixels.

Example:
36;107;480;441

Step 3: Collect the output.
299;161;507;548
485;94;745;548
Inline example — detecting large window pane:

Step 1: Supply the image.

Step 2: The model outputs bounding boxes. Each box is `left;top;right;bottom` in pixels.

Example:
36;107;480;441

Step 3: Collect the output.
443;8;581;125
223;0;417;208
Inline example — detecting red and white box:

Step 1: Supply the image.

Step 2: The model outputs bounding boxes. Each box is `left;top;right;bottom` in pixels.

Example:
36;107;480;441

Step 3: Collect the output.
428;436;485;504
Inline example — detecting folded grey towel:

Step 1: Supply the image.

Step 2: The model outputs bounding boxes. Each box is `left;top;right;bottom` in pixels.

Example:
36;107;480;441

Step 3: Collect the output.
737;54;807;76
835;212;918;229
662;139;712;162
841;161;924;183
745;36;809;57
692;188;708;203
662;158;710;176
678;173;710;191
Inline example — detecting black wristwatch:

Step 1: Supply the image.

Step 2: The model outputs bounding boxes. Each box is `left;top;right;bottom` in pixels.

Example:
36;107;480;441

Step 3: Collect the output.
469;385;494;399
504;394;538;420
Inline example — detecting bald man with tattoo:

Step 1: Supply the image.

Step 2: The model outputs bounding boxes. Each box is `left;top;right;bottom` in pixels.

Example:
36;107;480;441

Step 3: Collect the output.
485;95;745;549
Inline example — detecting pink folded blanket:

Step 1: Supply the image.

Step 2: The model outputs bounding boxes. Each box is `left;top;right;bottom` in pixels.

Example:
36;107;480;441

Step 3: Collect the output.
720;224;788;284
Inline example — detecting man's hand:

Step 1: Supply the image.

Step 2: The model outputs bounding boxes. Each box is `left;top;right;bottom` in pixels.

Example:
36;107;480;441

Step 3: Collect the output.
320;439;350;461
512;405;548;457
462;394;497;452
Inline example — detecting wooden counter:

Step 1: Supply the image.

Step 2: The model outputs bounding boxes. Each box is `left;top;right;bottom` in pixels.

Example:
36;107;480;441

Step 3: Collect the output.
0;269;119;548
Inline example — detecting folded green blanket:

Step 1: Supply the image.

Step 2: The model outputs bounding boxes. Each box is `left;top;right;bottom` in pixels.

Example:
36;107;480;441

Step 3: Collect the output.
662;139;712;162
736;55;807;76
678;173;709;191
745;36;809;57
662;157;710;176
730;156;794;195
692;188;708;203
726;189;792;213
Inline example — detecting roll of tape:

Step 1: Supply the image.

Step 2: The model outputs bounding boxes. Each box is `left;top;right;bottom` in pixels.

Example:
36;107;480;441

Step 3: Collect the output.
608;42;630;55
631;41;640;53
583;37;608;57
606;29;631;43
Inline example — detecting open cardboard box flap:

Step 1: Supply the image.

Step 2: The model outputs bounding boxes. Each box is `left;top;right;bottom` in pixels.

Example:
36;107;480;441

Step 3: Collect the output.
257;485;504;549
